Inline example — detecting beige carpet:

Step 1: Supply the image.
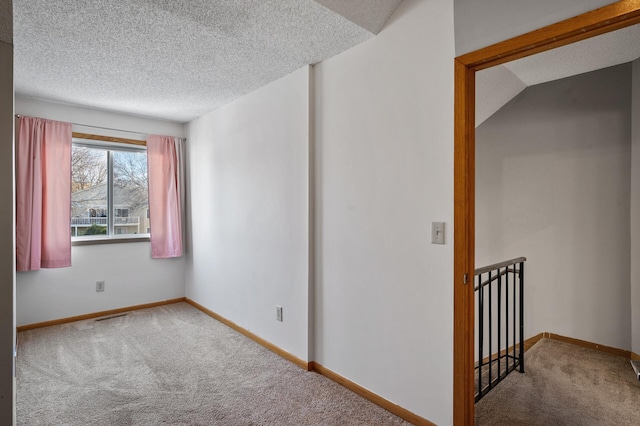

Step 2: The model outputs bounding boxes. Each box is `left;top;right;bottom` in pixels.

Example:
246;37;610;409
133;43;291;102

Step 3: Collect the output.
475;338;640;425
17;302;410;425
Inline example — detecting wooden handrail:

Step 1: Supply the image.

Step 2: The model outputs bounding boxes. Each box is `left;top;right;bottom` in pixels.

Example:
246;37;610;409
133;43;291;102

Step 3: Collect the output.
474;257;526;276
474;268;515;291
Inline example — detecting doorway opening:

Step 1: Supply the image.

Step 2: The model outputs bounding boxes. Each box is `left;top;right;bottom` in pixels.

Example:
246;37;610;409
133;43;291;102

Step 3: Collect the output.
453;2;640;424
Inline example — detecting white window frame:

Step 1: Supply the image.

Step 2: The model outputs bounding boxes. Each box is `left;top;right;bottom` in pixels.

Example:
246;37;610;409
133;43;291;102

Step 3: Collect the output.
71;137;150;245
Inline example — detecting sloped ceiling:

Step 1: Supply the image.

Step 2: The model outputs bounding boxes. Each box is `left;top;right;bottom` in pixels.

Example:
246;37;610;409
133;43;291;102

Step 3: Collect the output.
13;0;401;123
477;24;640;127
476;65;526;128
314;0;403;34
504;23;640;86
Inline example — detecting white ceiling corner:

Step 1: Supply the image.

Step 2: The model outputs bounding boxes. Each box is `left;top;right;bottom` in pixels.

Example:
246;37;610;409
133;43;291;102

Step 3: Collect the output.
313;0;403;34
13;0;392;123
476;65;526;128
477;23;640;127
504;23;640;86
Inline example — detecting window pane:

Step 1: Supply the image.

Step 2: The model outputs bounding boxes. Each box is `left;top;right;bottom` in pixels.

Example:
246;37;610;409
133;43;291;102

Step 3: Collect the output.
113;150;149;236
71;146;108;237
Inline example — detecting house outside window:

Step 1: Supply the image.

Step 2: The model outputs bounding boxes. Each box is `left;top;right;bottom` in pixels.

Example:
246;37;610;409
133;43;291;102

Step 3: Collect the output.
71;138;150;239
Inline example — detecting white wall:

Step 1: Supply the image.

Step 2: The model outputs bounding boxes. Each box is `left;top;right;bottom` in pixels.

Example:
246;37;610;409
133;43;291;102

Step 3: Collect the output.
0;26;16;426
632;58;640;355
186;67;311;362
454;0;618;55
314;0;454;423
476;64;632;350
15;96;185;139
15;97;186;326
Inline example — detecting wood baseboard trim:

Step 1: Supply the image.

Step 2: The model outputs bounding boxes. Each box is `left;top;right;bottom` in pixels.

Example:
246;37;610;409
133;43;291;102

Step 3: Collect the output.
543;332;632;359
475;332;544;367
525;332;545;349
184;298;311;371
185;299;437;424
309;362;435;426
16;297;187;332
477;332;636;365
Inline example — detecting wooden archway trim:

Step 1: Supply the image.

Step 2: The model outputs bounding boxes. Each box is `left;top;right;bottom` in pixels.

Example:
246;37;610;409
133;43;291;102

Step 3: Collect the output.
453;1;640;424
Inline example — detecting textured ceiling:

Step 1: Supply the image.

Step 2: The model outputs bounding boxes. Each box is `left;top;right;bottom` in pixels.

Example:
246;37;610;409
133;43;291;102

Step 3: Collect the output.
477;23;640;127
0;0;11;43
13;0;403;123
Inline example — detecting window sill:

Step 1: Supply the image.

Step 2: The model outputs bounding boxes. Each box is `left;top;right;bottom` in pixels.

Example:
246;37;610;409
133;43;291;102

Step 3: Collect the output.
72;236;150;246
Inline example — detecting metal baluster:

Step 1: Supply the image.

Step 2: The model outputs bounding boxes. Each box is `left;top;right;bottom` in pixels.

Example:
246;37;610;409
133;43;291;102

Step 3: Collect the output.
478;273;484;397
488;269;492;388
519;262;525;373
506;268;509;371
513;268;517;369
497;267;502;381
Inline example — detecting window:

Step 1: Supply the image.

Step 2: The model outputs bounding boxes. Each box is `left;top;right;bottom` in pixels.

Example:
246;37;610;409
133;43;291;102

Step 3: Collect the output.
71;138;150;240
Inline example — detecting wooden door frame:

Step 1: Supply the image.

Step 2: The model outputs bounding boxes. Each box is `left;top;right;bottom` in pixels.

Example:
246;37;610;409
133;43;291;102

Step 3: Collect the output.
453;1;640;424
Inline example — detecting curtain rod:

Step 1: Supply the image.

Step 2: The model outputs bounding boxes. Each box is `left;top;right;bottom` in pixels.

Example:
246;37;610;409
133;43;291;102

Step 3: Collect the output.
14;114;184;140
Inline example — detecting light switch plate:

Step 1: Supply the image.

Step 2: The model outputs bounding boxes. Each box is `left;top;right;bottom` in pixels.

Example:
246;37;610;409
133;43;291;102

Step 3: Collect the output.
431;222;445;244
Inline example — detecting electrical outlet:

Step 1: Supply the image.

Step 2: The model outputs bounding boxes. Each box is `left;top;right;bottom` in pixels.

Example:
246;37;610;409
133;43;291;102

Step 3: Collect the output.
96;281;105;292
276;306;283;322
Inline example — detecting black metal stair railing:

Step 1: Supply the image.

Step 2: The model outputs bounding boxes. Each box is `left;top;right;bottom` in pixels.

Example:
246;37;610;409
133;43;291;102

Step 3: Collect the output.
474;257;526;402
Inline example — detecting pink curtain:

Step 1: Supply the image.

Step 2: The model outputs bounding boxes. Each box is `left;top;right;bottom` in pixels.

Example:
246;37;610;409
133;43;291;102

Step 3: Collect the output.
16;116;72;271
147;135;184;258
